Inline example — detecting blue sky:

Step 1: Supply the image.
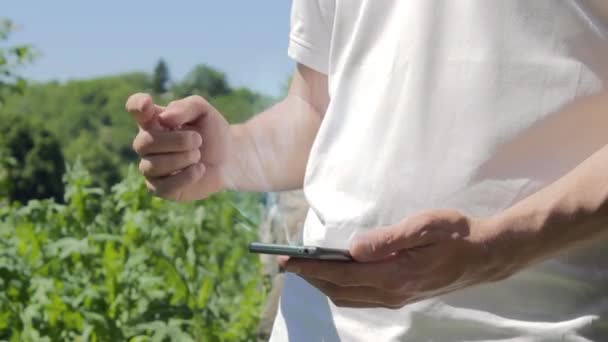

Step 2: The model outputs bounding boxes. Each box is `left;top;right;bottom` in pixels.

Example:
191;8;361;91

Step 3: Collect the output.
5;1;294;96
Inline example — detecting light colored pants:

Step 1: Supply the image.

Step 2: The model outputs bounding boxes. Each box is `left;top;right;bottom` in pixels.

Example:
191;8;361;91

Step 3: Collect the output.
257;190;308;341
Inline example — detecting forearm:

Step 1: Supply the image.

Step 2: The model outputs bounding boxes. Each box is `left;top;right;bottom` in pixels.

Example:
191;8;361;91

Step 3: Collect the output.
222;94;322;192
490;101;608;270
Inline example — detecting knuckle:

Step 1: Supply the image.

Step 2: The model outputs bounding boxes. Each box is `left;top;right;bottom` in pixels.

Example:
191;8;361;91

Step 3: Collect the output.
138;159;151;175
444;208;466;220
189;149;201;163
187;95;207;106
417;212;438;228
133;131;153;154
430;209;466;226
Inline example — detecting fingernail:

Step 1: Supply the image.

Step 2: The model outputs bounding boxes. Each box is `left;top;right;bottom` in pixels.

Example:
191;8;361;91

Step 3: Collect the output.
193;133;203;147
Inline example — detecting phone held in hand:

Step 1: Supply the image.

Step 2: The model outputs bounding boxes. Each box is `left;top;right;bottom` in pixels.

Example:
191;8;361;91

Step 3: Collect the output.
248;242;353;261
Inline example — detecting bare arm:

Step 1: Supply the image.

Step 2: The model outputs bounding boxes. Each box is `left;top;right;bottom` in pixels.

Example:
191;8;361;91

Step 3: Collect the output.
278;92;608;309
491;94;608;269
223;64;329;192
127;63;328;201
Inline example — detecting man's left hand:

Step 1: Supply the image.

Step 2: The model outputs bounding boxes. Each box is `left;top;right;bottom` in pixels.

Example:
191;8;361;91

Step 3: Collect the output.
279;209;524;309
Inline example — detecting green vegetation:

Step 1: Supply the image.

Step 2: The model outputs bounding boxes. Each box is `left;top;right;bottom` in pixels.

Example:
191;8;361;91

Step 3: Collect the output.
0;19;36;106
0;163;265;341
152;59;170;94
1;62;274;192
0;116;65;203
1;18;276;341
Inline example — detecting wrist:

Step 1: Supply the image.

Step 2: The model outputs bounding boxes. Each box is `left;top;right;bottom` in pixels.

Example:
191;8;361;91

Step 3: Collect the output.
219;124;248;191
483;207;549;277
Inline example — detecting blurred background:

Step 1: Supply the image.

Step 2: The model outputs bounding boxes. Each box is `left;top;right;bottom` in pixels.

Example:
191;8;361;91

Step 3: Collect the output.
0;1;300;341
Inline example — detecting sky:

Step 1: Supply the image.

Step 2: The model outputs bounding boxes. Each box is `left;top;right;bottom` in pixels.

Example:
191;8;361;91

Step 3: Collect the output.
4;1;295;97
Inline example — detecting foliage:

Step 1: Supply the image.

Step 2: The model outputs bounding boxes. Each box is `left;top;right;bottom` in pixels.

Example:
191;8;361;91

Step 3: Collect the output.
152;59;170;94
212;88;274;124
0;17;276;342
172;64;230;99
1;63;273;195
0;19;36;106
1;72;149;191
0;115;65;203
63;131;122;190
0;162;266;341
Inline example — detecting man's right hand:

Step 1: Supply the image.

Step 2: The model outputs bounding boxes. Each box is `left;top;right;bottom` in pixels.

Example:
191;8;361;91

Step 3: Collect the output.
126;93;232;202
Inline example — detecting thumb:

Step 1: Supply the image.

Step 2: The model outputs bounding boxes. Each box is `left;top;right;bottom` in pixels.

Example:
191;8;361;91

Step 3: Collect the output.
349;218;433;262
125;93;164;130
159;96;209;128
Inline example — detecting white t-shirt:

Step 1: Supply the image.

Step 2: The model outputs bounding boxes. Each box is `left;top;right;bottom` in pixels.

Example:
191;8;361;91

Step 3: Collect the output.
270;1;608;341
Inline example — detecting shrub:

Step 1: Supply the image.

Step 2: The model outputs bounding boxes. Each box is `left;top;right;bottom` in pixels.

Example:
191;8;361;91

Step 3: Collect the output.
0;161;266;341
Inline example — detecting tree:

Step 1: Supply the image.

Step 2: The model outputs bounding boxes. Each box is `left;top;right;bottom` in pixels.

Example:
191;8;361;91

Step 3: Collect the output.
0;19;35;106
152;59;170;94
0;116;65;203
1;72;150;189
172;64;230;99
212;87;273;124
0;62;271;192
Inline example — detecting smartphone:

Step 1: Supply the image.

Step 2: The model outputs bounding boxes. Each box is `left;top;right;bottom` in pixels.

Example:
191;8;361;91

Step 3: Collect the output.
248;242;352;261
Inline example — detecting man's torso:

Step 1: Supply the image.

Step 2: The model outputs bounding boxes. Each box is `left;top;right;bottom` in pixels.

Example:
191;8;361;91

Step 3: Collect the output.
272;1;608;340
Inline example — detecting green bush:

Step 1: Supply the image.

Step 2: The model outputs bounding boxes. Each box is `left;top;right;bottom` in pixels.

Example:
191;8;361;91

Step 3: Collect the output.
0;161;266;341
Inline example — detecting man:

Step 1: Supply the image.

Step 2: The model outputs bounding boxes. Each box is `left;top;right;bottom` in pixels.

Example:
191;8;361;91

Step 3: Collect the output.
126;0;608;340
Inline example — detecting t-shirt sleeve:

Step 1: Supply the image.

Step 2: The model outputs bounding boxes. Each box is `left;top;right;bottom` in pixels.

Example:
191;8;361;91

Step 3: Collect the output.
288;0;333;74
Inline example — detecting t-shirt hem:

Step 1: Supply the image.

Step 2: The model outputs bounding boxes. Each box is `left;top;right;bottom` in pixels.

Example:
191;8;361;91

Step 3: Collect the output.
288;34;329;75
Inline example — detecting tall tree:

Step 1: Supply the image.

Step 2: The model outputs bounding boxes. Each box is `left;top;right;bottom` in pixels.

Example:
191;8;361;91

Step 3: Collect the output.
172;64;230;99
152;59;170;94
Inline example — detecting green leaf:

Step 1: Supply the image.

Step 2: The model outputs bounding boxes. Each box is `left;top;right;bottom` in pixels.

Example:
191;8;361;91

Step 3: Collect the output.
44;237;94;259
195;278;214;309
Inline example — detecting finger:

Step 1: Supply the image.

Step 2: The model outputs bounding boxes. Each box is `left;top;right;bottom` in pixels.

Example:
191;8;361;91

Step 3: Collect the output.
139;149;201;177
133;130;202;156
147;163;205;201
303;277;406;309
159;95;210;128
349;211;455;262
126;93;165;130
284;258;395;287
276;255;290;269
